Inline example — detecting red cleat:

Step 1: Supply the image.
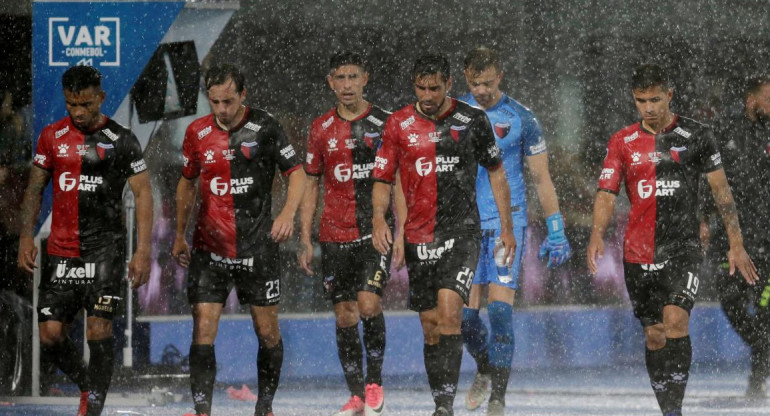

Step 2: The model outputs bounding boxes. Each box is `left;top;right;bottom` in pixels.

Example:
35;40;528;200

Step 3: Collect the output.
76;391;88;416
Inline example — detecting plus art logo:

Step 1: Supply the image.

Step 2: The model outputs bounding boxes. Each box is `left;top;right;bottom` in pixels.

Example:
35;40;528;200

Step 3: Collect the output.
48;16;120;67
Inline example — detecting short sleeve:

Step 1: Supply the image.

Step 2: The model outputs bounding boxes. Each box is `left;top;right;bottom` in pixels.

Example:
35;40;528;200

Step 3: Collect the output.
522;112;546;156
269;119;301;175
181;124;200;179
304;122;324;176
597;134;624;194
372;115;399;183
471;112;502;169
32;129;54;171
697;127;723;173
120;132;148;177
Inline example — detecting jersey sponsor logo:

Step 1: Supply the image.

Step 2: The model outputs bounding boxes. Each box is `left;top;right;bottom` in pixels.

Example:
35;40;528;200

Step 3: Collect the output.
416;238;455;261
306;152;314;164
529;141;546;154
209;176;254;196
280;145;296;159
640;260;668;271
710;152;722;165
102;128;118;142
96;142;114;160
428;132;441;143
599;168;615;180
131;159;147;174
34;154;47;165
40;307;52;316
241;141;258;159
55;261;96;283
415;157;433;176
59;172;78;191
673;127;692;138
47;16;120;67
400;115;415;130
488;144;501;159
366;115;384;126
322;116;334;130
222;149;235;161
648;152;662;164
623;131;639;143
435;155;459;172
333;164;352;182
77;144;89;156
493;122;510;138
209;252;254;270
243;122;261;132
363;132;380;149
182;155;189;167
374;155;388;170
328;138;338;151
670;146;687;163
204;149;215;163
345;138;356;149
57;143;70;157
451;126;467;142
407;133;420;147
57;172;106;192
198;126;212;140
344;163;375;180
55;125;70;139
453;112;471;124
637;179;680;199
631;151;642;166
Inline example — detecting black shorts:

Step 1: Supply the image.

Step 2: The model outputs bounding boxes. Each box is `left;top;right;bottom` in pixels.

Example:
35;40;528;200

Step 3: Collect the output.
321;236;390;304
38;236;125;323
624;253;702;327
405;233;480;312
187;245;280;307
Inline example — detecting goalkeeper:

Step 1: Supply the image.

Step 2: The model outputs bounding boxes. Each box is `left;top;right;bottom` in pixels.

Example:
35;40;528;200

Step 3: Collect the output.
458;47;572;416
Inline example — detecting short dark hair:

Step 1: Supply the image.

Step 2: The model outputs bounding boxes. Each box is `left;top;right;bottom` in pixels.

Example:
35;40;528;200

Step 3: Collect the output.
413;53;451;82
632;64;669;91
61;65;102;93
464;47;502;74
329;51;366;72
745;75;770;99
205;63;245;93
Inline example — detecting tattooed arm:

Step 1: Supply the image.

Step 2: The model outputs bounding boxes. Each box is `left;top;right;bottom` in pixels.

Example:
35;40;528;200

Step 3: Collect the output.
18;166;51;273
706;168;758;284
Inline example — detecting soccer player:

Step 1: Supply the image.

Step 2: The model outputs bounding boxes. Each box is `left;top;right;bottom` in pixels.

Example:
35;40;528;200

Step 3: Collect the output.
172;64;306;416
587;63;758;416
459;47;572;415
372;54;515;416
703;75;770;397
298;52;402;416
18;65;153;416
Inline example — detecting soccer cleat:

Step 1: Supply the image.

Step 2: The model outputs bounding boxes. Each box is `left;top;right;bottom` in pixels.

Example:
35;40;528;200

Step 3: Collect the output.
465;372;491;410
432;406;453;416
182;413;208;416
333;395;364;416
76;391;88;416
486;399;504;416
364;383;384;416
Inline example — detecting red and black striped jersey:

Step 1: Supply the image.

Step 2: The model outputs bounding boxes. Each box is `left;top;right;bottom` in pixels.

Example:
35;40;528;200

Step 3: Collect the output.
373;98;502;244
598;115;722;264
33;116;147;257
305;104;391;242
182;107;301;258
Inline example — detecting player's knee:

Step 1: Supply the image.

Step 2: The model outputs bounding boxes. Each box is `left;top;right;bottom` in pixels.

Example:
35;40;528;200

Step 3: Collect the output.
39;331;65;346
257;328;281;348
357;300;382;319
86;318;113;340
644;325;667;350
334;302;360;327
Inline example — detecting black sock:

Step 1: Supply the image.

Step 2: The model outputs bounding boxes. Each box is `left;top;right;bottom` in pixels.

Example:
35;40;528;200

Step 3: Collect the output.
85;338;114;416
255;339;283;415
41;338;88;391
664;336;691;413
646;345;669;413
434;334;463;410
189;344;216;415
489;365;511;404
336;325;364;398
423;343;441;407
362;313;386;386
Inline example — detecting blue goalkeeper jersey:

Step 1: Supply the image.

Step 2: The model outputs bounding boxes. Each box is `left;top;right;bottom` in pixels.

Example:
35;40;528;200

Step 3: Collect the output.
460;93;546;229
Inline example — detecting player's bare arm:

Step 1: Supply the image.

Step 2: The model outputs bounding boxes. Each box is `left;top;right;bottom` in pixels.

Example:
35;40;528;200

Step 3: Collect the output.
392;172;407;269
127;171;153;289
487;165;515;265
17;165;51;273
527;152;560;216
172;176;197;268
271;167;306;242
706;168;759;284
587;190;617;274
372;181;393;255
297;175;320;274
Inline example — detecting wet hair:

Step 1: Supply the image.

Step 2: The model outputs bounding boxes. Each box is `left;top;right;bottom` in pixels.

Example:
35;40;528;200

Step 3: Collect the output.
413;53;451;82
61;65;102;93
205;63;245;93
464;47;502;74
329;51;366;72
631;64;669;91
744;75;770;99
